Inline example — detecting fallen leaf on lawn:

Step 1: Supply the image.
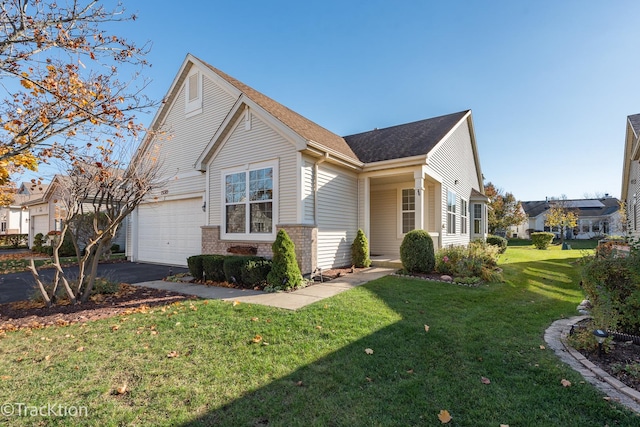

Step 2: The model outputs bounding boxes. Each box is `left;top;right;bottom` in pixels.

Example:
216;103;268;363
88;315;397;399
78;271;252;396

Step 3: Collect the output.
167;351;178;358
500;425;510;427
364;348;374;355
111;325;119;331
250;317;259;322
76;346;84;352
44;355;50;361
366;377;373;382
151;330;158;335
175;322;181;326
603;396;611;401
189;304;197;311
1;375;11;380
315;325;322;330
424;325;430;332
203;300;209;305
232;301;240;307
262;341;269;346
252;335;263;343
295;380;303;386
481;376;491;384
539;345;546;350
115;383;127;395
561;379;571;387
437;409;452;423
407;369;414;374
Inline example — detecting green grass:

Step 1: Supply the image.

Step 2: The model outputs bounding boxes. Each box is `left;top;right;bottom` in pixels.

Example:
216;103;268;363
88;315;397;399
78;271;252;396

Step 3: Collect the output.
1;245;638;426
508;238;599;250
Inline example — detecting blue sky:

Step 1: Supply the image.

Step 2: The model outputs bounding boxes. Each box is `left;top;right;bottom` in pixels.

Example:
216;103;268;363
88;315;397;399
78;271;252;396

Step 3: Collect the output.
25;1;640;201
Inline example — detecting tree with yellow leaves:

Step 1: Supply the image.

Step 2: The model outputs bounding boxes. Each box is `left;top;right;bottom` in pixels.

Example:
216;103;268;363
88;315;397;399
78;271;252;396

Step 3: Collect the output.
544;198;578;247
0;0;155;204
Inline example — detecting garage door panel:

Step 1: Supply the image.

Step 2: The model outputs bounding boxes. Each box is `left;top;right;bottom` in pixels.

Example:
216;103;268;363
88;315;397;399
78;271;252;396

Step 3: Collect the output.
137;198;204;266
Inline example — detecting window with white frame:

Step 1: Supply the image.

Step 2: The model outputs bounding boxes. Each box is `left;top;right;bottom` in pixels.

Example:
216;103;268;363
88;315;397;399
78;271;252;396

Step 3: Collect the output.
473;203;482;234
401;188;415;234
447;190;456;234
460;199;468;234
224;166;274;236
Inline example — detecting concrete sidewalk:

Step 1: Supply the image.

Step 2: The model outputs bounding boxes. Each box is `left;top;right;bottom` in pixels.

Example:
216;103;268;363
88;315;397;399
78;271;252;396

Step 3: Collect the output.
132;267;394;310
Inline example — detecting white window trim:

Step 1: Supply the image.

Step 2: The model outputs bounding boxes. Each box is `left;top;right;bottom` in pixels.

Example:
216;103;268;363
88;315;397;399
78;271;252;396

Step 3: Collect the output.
185;70;203;118
447;190;456;235
220;160;278;242
397;187;416;238
473;203;482;235
460;198;468;235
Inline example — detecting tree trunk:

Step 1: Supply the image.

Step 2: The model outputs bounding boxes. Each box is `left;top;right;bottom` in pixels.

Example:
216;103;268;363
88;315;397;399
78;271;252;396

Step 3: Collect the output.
28;258;51;307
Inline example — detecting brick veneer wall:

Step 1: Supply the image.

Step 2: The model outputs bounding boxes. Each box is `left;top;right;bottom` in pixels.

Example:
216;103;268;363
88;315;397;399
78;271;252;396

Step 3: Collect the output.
201;224;317;275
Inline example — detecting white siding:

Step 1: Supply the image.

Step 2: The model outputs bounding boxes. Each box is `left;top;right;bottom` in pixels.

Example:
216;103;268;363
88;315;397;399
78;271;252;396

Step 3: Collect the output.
154;71;235;196
428;119;480;247
209;113;298;226
302;160;315;224
317;163;358;269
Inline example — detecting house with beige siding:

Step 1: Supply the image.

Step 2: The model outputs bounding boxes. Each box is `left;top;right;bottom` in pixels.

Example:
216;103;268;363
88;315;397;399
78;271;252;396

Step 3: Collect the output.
622;113;640;238
127;54;488;274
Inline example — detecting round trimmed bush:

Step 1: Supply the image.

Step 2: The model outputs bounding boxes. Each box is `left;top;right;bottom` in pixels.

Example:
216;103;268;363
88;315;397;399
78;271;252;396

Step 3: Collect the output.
486;235;507;254
531;232;554;250
400;229;435;273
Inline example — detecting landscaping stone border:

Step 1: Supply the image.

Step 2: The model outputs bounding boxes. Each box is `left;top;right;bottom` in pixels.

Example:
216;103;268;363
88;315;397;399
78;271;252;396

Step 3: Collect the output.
545;316;640;413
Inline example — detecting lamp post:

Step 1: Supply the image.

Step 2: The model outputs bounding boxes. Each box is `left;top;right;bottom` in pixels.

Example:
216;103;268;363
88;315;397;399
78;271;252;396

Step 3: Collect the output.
593;329;609;358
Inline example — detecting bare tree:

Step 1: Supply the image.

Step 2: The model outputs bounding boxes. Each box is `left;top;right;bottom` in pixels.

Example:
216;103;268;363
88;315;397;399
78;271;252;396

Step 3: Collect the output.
29;140;164;305
0;0;155;203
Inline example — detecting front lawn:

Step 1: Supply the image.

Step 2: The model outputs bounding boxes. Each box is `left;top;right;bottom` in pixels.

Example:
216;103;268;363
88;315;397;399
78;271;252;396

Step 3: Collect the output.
0;245;638;426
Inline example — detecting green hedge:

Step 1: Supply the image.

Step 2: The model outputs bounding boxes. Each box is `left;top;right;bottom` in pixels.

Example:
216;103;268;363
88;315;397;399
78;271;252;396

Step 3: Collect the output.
188;254;272;288
486;235;507;254
400;230;435;273
531;232;554;250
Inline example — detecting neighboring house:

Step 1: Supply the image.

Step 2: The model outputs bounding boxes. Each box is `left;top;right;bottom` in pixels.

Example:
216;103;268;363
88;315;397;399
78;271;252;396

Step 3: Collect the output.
0;182;37;236
127;54;489;273
23;175;126;250
622;113;640;238
520;197;622;239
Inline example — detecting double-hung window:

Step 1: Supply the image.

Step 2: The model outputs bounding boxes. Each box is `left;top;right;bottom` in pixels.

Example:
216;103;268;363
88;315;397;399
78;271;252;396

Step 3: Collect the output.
447;190;456;234
460;199;468;234
473;203;482;234
401;188;415;234
224;165;275;238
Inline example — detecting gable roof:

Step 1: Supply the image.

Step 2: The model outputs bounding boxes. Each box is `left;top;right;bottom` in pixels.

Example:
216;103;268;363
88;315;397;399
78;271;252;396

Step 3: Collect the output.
343;111;470;163
522;198;620;218
198;59;359;162
629;113;640;138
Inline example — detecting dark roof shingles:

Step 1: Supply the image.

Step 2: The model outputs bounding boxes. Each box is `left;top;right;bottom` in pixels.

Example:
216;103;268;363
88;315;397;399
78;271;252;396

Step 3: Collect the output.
342;111;469;163
629;114;640;137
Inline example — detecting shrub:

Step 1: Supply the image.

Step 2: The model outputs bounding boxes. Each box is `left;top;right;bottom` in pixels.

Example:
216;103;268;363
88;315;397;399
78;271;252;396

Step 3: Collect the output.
187;255;204;281
400;230;435;273
57;231;76;257
111;243;121;253
581;253;640;335
267;229;303;291
486;235;507;253
33;233;47;253
241;257;272;287
202;255;226;282
91;277;120;295
531;232;554;250
435;241;502;282
351;228;371;268
223;256;247;286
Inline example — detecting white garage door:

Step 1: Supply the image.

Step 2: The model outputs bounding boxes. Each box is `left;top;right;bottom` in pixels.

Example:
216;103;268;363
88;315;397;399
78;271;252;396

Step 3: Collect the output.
137;198;204;266
31;214;49;246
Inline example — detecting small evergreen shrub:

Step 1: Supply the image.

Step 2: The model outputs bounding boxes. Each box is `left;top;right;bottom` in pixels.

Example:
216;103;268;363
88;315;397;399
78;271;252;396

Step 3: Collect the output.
111;243;121;253
531;232;554;250
187;255;204;281
33;233;46;253
267;229;303;291
202;255;226;282
400;230;435;273
351;228;371;268
486;235;508;254
223;256;247;286
241;257;272;287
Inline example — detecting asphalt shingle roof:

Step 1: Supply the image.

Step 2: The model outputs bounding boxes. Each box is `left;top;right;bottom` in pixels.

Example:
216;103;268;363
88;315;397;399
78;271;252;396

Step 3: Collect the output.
522;198;620;218
629;114;640;138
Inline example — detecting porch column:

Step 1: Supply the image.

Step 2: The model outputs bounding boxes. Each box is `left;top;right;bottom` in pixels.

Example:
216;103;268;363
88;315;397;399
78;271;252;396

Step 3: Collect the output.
414;170;425;230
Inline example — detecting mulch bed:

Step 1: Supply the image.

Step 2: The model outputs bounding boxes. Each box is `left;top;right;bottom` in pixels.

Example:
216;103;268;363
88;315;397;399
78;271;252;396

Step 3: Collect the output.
0;284;193;332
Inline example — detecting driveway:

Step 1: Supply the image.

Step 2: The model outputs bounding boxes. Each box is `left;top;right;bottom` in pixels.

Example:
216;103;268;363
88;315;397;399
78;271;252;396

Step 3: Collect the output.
0;262;188;304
